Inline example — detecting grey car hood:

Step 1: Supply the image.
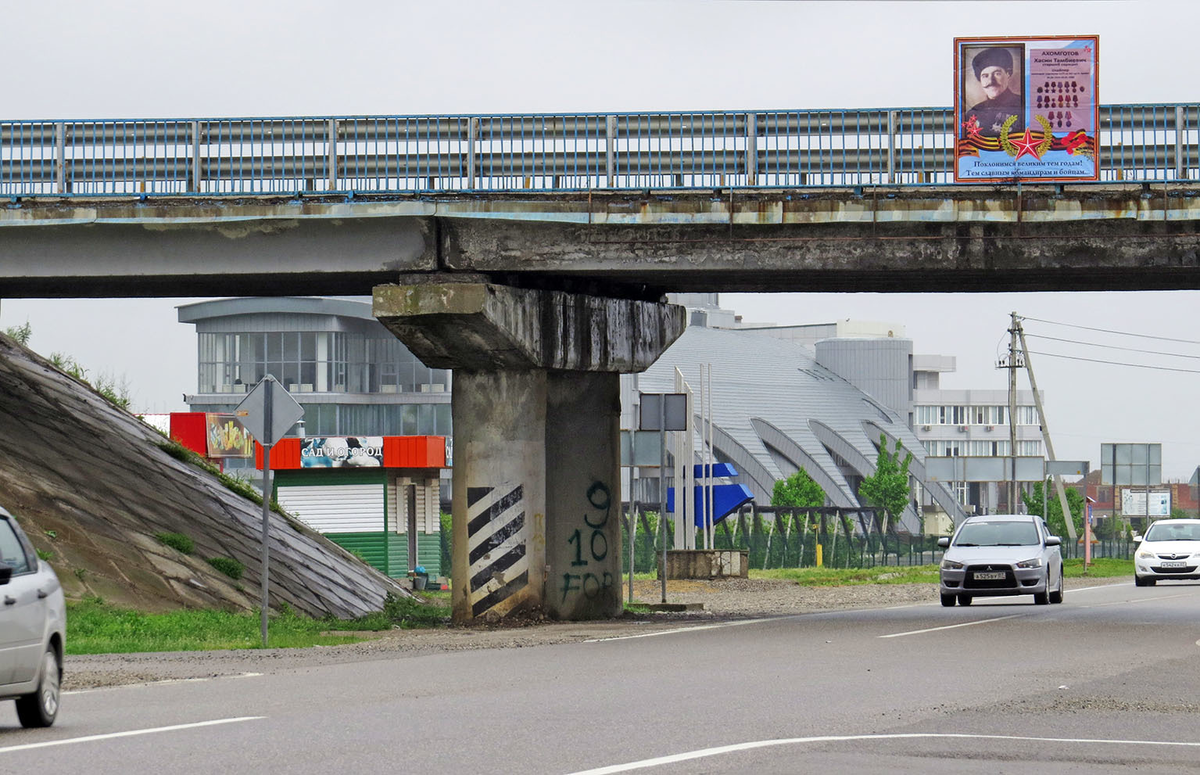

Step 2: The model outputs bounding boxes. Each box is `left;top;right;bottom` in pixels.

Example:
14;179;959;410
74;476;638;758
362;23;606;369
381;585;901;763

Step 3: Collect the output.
946;545;1044;564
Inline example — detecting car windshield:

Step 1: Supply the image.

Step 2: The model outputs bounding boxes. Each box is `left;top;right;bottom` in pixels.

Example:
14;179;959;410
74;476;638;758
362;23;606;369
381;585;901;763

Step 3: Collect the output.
1143;522;1200;542
954;520;1039;547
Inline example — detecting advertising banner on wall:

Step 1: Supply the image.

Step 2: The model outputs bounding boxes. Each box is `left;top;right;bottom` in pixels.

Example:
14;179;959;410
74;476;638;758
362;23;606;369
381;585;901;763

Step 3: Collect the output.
955;35;1099;182
205;413;256;458
300;436;384;468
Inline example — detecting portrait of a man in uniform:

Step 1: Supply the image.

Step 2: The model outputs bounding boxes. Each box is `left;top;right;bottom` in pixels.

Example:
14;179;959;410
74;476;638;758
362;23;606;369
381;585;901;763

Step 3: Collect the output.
961;45;1025;138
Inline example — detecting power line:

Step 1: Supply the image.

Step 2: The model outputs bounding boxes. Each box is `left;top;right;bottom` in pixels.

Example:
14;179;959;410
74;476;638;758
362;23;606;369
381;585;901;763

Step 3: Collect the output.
1020;315;1200;346
1027;350;1200;375
1025;333;1200;361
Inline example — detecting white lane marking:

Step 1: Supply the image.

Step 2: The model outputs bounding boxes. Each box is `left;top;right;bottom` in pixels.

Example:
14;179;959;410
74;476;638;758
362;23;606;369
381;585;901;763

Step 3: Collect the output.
564;732;1200;775
1076;592;1192;609
879;614;1026;639
0;716;264;754
584;619;773;643
64;672;263;696
594;582;1144;643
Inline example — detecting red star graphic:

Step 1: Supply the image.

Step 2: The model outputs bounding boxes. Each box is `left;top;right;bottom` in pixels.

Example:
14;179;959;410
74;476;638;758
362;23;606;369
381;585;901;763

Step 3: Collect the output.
1012;128;1042;160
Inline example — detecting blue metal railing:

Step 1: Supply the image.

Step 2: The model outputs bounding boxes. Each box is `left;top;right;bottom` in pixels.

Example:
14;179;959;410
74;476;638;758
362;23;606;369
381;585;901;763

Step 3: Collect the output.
1;104;1196;197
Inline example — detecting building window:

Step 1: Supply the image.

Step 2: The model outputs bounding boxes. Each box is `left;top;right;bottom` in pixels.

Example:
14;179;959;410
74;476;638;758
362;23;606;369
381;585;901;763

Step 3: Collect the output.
198;331;452;396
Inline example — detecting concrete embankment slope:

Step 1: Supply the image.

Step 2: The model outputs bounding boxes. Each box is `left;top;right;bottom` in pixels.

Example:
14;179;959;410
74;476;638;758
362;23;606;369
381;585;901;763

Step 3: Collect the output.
0;332;404;619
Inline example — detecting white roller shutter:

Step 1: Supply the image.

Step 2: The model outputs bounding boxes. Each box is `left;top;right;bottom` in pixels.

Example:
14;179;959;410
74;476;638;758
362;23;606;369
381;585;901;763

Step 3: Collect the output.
276;484;384;534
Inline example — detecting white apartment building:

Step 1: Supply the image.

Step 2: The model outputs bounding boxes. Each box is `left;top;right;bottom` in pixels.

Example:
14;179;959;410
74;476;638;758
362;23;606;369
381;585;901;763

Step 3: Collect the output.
913;354;1043;515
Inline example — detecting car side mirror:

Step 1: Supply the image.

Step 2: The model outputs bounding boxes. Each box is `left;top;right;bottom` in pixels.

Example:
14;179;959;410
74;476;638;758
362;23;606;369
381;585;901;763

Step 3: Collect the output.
0;561;12;585
937;537;950;548
1045;536;1061;547
1132;535;1142;543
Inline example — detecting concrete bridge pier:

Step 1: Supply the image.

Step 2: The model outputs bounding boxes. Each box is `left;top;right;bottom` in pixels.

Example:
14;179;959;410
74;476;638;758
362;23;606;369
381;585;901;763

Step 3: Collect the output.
374;282;686;622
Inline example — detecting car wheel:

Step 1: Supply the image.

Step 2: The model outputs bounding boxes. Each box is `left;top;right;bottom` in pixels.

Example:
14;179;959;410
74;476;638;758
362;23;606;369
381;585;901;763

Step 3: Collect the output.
1049;566;1064;604
957;594;972;606
15;646;60;728
940;593;956;607
1135;575;1156;587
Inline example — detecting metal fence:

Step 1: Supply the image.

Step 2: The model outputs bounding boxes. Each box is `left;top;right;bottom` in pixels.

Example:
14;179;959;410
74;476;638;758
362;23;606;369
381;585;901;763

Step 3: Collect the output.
620;504;1135;574
2;104;1196;197
623;505;949;573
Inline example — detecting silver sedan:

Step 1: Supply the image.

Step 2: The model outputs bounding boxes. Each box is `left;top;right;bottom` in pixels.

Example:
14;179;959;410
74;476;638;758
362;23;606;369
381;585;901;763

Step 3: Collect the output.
0;505;65;727
937;514;1064;607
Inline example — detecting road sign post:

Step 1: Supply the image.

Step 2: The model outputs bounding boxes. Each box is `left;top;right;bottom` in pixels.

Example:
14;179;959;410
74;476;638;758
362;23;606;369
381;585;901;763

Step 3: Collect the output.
639;393;686;603
236;375;305;648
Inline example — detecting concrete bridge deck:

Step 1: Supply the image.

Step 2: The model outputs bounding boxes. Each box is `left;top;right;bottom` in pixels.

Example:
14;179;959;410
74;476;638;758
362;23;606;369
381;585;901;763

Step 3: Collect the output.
1;186;1198;297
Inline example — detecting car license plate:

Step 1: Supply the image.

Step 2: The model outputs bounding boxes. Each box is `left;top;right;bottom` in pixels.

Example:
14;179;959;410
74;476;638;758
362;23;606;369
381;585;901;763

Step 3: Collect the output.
1160;560;1186;568
974;571;1005;580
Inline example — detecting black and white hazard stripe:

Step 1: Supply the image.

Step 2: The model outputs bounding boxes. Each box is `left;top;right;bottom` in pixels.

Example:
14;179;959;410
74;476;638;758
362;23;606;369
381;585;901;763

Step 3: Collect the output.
466;483;528;617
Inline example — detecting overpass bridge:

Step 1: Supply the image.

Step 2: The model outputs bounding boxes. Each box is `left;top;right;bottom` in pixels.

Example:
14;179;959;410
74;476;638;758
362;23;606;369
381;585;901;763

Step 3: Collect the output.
3;103;1199;622
2;103;1199;297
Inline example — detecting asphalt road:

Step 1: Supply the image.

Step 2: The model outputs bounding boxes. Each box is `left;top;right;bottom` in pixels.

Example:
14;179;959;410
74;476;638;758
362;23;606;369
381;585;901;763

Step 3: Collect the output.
3;581;1199;774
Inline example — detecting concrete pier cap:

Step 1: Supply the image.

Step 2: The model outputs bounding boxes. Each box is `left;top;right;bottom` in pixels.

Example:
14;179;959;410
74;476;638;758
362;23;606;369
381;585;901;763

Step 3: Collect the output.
373;281;685;623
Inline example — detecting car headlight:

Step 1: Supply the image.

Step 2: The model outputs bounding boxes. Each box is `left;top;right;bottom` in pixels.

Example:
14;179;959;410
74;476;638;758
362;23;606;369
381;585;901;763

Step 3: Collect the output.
941;558;964;570
1137;550;1156;560
1015;557;1043;569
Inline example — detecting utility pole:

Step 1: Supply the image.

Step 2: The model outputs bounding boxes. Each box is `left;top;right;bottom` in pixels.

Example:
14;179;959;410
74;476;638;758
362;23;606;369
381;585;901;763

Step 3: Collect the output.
1000;311;1022;512
1016;318;1078;542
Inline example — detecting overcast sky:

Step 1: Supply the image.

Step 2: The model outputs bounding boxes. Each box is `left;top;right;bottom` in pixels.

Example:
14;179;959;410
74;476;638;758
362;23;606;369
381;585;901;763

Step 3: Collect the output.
2;1;1198;478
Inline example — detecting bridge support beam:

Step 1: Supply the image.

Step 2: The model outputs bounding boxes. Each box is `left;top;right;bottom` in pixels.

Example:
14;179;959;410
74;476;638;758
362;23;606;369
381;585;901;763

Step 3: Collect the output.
373;282;686;622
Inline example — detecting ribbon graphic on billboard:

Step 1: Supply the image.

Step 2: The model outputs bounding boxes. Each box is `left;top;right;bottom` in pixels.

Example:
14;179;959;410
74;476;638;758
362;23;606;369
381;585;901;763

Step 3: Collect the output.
955;35;1099;182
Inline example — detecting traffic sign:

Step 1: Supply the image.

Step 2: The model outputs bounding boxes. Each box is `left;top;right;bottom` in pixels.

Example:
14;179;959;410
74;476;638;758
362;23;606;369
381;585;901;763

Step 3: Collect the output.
235;375;305;447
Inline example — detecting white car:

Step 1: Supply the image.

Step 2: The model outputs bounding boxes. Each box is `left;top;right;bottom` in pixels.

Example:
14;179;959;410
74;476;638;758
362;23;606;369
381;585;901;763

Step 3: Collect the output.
0;505;64;727
1134;518;1200;586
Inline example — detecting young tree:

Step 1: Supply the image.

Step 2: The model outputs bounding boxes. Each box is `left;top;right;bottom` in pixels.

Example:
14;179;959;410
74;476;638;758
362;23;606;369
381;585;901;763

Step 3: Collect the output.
771;469;826;509
1022;478;1084;538
858;434;913;533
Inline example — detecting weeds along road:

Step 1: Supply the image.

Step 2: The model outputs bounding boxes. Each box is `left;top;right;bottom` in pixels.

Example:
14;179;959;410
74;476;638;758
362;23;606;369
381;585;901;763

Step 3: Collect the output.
2;579;1199;774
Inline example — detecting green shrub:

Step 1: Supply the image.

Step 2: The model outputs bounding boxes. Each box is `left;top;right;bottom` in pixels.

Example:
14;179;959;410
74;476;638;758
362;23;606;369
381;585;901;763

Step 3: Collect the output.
207;557;244;580
337;592;450;631
156;532;194;555
36;549;53;561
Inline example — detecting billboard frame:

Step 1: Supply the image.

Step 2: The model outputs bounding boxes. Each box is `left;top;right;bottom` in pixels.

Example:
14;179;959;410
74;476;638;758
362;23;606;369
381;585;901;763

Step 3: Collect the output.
954;34;1100;183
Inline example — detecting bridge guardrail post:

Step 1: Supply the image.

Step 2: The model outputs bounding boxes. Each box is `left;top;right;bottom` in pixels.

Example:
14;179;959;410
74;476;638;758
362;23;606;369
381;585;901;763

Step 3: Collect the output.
54;122;66;194
745;113;757;187
467;117;478;190
887;110;897;184
1175;106;1185;180
189;121;201;194
327;118;339;192
605;115;616;189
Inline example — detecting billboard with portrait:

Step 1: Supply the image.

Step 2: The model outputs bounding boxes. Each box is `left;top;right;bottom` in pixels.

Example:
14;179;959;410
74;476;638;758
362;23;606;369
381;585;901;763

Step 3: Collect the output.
955;35;1099;182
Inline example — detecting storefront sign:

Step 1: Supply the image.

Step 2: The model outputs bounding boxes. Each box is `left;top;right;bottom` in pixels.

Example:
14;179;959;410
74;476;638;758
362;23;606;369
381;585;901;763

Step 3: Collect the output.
205;413;255;458
300;436;384;468
955;35;1099;182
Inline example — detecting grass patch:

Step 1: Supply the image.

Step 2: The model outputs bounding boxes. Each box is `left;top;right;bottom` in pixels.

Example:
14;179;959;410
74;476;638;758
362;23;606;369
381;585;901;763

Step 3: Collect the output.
1065;557;1133;578
155;532;194;555
36;549;53;561
333;593;450;631
65;598;368;654
207;557;244;580
752;565;940;586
